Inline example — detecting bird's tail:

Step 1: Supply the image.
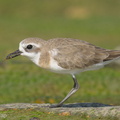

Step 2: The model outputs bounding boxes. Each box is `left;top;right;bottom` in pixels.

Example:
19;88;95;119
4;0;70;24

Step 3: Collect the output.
104;50;120;61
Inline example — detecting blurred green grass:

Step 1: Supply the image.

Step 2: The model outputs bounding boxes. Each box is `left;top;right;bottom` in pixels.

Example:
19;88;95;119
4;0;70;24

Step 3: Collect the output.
0;63;120;105
0;0;120;106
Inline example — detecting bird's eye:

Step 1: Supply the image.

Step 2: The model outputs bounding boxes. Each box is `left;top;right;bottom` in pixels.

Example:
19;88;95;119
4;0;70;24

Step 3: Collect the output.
26;45;33;49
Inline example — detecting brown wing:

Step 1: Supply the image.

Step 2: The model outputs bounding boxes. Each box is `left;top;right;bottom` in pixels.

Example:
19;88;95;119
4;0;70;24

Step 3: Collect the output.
47;38;120;70
53;43;109;69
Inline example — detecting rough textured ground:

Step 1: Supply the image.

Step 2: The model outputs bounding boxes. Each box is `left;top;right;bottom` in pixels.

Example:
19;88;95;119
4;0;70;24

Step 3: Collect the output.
0;103;119;118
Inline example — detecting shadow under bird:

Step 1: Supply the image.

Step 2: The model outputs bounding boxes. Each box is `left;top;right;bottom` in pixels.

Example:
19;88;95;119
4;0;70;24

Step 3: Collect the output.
6;38;120;107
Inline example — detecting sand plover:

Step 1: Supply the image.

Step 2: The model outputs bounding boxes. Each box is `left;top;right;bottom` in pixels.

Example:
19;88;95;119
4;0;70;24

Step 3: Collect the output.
6;38;120;107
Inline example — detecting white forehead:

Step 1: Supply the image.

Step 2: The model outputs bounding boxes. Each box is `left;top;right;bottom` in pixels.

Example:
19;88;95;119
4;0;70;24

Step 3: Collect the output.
19;41;41;53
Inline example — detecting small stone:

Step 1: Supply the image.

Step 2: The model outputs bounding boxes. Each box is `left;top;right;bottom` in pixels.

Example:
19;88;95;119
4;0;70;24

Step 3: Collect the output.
59;112;71;116
29;117;40;120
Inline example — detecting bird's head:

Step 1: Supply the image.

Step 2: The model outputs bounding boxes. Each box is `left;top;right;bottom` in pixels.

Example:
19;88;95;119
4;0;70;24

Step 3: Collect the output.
6;37;46;65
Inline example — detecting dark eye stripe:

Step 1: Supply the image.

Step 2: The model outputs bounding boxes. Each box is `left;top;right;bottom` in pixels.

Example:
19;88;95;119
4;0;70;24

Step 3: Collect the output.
27;45;33;49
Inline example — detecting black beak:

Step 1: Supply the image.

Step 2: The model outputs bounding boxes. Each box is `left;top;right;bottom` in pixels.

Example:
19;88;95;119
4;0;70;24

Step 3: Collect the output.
6;50;22;60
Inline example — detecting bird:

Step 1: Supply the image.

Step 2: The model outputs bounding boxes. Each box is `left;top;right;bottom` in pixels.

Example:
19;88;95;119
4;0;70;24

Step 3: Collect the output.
6;37;120;107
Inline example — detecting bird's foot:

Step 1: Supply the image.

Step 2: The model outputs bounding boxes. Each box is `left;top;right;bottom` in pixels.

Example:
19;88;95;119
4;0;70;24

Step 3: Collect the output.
49;104;63;108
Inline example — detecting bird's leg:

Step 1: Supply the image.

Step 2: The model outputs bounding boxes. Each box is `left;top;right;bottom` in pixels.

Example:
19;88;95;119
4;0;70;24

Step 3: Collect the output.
50;74;80;108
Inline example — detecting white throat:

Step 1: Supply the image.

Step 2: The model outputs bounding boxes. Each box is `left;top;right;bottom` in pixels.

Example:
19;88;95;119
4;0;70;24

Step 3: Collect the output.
28;52;41;66
19;43;41;66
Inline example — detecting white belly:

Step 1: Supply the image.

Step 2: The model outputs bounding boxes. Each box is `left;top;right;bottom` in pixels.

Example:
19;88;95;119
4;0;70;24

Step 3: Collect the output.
48;57;104;75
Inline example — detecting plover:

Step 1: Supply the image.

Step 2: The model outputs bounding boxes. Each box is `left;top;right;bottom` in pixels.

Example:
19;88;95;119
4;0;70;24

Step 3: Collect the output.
6;37;120;107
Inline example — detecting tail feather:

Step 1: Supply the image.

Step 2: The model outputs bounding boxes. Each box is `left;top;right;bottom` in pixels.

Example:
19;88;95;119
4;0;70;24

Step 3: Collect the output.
104;50;120;61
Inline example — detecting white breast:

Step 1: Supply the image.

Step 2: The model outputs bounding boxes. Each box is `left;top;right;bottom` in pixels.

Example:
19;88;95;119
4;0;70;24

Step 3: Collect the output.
49;49;65;73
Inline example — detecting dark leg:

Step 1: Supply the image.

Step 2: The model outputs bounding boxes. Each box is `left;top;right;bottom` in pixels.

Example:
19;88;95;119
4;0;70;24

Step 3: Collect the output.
50;74;79;108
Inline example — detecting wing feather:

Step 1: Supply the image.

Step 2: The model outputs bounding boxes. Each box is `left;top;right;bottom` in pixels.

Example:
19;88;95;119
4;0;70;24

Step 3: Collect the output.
53;43;109;69
45;38;120;70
